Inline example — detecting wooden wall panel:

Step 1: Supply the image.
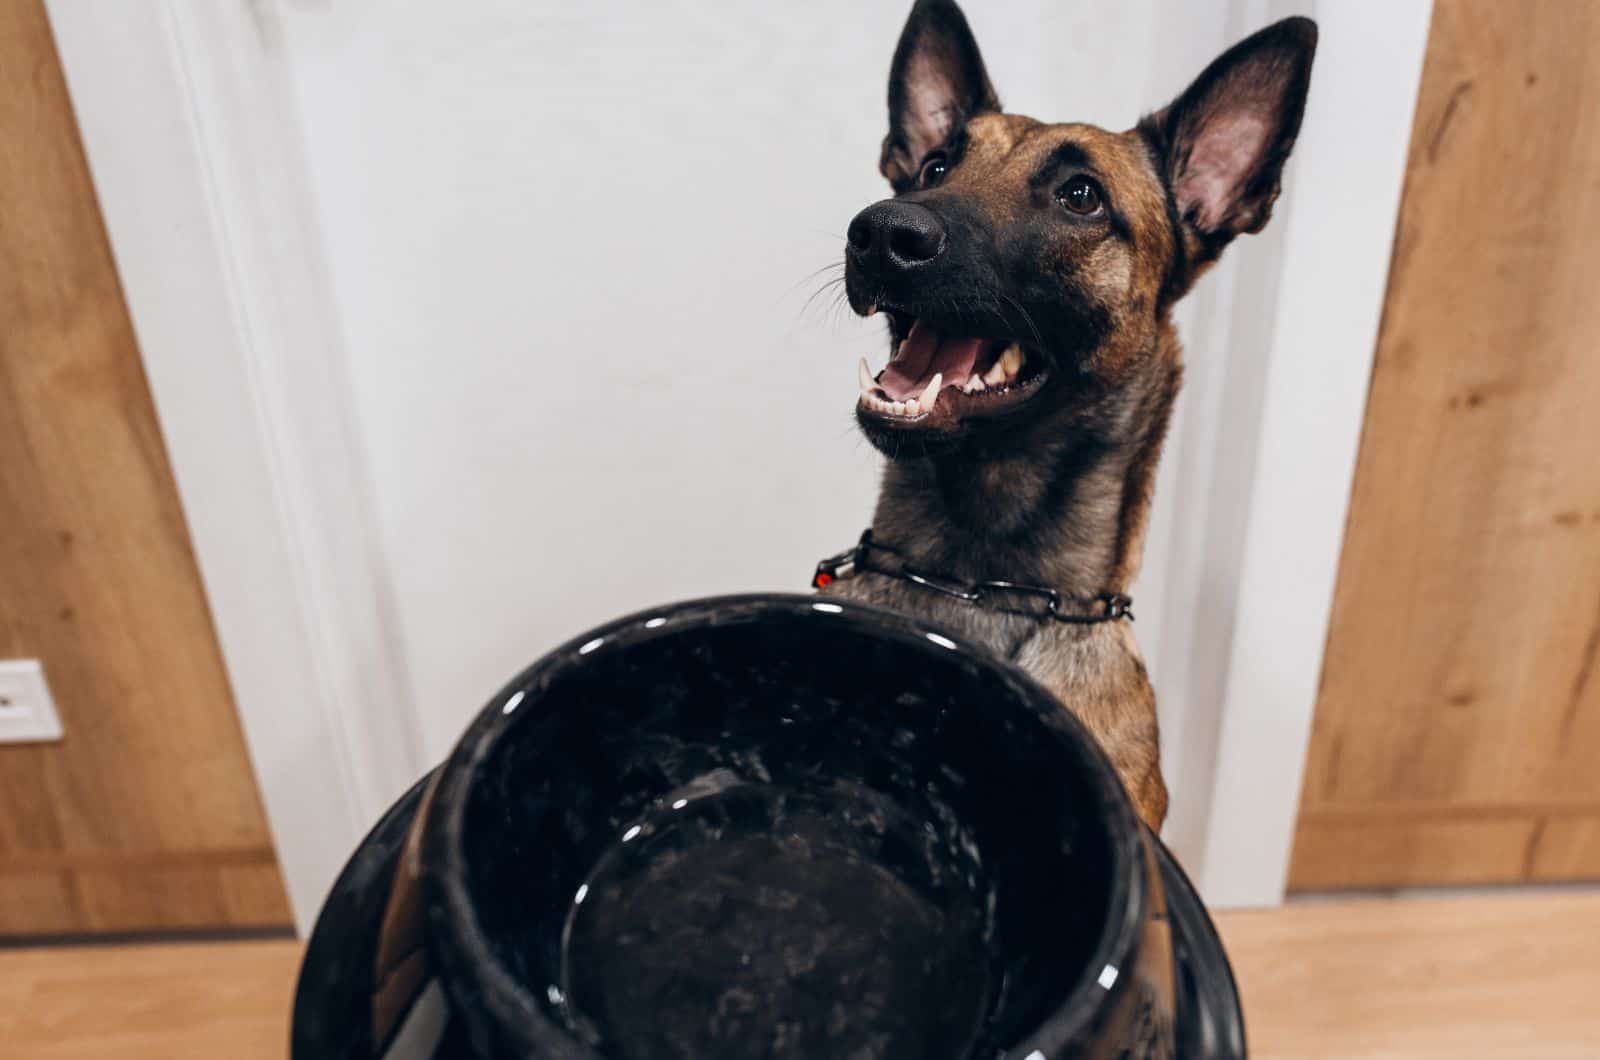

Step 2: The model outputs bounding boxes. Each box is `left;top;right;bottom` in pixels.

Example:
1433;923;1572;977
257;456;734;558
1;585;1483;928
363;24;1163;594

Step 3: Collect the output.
0;1;289;933
1290;0;1600;889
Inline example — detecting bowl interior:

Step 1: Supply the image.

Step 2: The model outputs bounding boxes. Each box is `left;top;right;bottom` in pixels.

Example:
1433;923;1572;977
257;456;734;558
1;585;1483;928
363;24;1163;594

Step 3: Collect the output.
443;600;1130;1059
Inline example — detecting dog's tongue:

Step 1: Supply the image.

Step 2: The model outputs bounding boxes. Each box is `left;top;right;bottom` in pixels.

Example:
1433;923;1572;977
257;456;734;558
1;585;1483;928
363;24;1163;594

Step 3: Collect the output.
879;321;984;401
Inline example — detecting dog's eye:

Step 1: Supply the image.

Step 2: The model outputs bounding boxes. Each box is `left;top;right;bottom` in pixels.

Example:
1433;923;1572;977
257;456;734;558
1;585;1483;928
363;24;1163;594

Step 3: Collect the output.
918;153;949;189
1058;176;1103;215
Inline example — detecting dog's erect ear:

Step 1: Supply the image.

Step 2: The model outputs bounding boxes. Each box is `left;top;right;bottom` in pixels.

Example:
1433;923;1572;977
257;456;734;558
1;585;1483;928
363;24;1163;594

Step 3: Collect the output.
1142;17;1316;262
880;0;999;192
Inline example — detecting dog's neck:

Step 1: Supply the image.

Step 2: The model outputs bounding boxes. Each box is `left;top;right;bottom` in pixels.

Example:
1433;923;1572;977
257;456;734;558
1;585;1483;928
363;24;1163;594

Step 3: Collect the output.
867;323;1182;603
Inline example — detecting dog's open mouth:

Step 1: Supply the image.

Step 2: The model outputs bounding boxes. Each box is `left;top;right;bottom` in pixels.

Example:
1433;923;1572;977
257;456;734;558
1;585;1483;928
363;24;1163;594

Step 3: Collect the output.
857;318;1047;429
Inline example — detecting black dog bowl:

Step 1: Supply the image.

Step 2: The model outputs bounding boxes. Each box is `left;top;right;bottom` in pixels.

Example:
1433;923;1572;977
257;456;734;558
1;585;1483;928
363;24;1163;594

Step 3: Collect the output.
293;594;1244;1059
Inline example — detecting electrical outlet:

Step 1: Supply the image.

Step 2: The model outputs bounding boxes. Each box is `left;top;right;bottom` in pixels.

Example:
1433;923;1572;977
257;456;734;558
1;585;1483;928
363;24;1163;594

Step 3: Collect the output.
0;660;64;744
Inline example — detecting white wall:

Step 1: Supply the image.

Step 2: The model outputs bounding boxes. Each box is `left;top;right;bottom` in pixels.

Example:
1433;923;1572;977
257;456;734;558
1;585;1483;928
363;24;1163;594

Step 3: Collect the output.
276;0;1193;758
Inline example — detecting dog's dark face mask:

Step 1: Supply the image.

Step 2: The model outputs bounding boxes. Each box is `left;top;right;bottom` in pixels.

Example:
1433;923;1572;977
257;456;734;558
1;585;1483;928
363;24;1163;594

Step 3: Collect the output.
844;0;1316;457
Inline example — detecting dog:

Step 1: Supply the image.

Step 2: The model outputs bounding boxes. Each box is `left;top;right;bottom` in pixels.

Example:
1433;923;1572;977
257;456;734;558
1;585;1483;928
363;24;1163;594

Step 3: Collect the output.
820;0;1316;830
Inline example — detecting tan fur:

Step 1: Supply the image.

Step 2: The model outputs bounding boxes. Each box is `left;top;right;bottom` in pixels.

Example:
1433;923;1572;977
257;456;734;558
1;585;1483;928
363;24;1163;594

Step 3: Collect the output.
835;118;1184;829
843;11;1315;832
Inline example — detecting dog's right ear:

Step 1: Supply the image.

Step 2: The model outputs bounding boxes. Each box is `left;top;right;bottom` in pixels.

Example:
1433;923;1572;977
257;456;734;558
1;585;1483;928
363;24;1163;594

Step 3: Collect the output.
880;0;999;193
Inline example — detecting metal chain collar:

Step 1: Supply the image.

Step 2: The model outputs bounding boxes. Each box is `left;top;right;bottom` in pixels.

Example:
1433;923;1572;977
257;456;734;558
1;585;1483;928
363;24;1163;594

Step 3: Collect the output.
812;529;1133;625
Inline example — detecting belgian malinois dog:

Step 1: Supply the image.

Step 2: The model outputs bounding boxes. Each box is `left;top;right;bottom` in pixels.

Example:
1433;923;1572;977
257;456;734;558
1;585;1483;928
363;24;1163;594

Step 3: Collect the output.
821;0;1316;830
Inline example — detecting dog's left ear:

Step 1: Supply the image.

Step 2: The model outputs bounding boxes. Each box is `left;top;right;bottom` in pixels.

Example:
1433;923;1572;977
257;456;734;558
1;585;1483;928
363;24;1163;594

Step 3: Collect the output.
880;0;999;193
1142;17;1317;269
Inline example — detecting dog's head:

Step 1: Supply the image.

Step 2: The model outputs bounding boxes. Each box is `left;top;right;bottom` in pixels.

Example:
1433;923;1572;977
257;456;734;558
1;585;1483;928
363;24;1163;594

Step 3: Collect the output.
846;0;1316;456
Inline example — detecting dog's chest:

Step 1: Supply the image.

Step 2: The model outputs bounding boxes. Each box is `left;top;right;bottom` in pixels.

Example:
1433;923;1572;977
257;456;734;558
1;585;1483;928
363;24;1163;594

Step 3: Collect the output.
822;572;1086;682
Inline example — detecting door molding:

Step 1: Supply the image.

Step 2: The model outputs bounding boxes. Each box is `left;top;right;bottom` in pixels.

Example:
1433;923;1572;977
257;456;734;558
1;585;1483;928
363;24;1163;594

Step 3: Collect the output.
45;0;1432;920
45;0;426;930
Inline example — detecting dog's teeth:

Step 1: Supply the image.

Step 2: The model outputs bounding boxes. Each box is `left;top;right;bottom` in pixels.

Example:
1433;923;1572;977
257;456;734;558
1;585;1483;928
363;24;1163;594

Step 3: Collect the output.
920;373;942;412
1000;344;1023;380
905;398;921;416
891;401;906;415
967;375;986;393
858;357;875;394
983;360;1007;386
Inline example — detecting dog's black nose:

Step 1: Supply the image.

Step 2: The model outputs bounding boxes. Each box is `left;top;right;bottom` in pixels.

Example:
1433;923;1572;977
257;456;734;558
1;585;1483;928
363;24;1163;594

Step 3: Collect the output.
846;200;947;274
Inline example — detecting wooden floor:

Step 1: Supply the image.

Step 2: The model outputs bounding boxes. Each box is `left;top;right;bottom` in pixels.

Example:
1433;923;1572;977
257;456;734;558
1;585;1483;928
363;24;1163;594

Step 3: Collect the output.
1225;891;1600;1059
0;935;298;1060
1;892;1596;1059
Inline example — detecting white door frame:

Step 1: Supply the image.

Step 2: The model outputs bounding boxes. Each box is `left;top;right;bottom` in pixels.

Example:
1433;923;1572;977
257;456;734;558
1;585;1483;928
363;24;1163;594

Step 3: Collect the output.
44;0;1431;927
45;0;427;929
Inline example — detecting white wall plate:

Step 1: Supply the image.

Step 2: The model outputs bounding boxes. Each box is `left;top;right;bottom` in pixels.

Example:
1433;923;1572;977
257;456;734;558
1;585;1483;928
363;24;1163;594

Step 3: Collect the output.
0;660;65;744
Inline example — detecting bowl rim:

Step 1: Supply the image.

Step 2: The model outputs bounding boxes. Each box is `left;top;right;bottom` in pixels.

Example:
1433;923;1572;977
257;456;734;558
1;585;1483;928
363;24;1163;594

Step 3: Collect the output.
419;592;1149;1058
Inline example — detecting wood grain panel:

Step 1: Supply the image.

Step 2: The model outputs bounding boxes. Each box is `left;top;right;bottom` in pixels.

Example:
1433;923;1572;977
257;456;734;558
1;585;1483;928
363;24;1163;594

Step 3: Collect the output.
1291;0;1600;888
1294;803;1600;889
1529;815;1600;882
0;1;289;933
1292;815;1539;891
1292;811;1600;890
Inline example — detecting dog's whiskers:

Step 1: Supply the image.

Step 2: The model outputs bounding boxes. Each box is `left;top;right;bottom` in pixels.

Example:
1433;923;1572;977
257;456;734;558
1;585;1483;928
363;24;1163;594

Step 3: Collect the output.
799;272;849;323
